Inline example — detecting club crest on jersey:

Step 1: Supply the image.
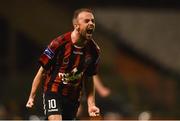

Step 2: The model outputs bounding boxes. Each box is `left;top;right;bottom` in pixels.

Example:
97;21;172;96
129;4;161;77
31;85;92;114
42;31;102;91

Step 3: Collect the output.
85;55;92;65
44;47;54;59
63;57;69;64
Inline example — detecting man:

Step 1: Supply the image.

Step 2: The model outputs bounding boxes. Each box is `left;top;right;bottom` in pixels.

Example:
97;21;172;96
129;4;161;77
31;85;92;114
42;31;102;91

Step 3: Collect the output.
26;8;100;120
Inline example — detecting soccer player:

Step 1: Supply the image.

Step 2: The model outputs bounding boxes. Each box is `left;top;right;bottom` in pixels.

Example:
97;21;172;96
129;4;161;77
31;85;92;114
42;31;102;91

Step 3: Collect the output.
26;8;100;120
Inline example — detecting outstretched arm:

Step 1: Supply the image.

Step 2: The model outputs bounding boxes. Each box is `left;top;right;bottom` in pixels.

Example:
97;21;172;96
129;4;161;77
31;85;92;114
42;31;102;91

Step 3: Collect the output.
26;66;46;108
84;76;100;117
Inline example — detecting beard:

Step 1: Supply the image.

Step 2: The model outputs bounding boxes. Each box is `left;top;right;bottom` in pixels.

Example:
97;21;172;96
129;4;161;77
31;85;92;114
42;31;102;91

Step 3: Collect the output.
85;32;93;40
80;27;94;40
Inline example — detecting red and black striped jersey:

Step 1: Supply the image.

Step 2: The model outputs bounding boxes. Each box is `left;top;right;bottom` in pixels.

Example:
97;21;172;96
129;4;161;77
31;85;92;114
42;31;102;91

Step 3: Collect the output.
39;32;100;99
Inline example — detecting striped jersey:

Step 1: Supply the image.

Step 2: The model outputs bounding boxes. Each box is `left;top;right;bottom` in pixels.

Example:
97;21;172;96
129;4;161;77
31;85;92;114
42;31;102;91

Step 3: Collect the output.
39;32;100;100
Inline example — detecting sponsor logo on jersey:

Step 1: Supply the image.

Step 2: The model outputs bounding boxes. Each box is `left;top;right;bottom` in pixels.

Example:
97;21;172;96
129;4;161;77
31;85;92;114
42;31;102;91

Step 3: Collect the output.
58;67;83;84
44;47;54;59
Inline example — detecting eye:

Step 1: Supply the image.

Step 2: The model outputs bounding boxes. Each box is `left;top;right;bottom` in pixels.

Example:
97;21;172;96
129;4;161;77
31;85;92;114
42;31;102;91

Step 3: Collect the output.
91;19;95;23
84;19;89;23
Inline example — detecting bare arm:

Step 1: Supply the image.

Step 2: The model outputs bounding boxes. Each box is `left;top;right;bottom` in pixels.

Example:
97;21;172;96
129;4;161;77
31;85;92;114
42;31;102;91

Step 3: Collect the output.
93;75;111;97
84;76;100;116
26;66;46;108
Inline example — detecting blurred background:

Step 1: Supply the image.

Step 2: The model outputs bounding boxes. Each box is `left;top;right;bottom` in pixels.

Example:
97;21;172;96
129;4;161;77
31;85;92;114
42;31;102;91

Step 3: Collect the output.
0;0;180;120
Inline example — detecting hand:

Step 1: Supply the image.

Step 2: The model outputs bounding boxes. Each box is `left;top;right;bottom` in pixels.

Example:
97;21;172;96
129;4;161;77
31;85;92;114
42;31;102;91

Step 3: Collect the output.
88;105;100;117
26;97;34;108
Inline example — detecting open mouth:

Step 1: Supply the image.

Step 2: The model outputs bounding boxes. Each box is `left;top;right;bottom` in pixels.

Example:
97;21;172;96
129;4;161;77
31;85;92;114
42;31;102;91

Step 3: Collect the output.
86;28;94;34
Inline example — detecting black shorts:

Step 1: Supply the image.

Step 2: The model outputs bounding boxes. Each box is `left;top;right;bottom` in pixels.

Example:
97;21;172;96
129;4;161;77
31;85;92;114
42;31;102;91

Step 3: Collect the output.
43;92;80;120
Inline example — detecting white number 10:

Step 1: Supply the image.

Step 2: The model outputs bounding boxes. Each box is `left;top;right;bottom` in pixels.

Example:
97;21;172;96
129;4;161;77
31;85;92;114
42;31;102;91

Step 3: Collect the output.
48;99;56;109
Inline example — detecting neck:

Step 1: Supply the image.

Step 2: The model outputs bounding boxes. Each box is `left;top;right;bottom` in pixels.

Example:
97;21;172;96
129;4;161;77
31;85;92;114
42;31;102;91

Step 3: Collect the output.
71;29;86;47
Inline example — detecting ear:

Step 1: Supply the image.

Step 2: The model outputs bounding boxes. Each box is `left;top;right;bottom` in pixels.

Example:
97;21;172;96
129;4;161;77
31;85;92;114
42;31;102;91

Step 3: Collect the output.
75;24;80;31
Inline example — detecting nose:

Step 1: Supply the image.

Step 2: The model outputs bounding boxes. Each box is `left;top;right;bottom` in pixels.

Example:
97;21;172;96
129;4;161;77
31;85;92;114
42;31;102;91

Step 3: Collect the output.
89;20;95;27
89;20;94;24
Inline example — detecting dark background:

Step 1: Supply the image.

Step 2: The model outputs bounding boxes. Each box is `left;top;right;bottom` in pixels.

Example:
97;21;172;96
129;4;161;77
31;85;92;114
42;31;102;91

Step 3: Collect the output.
0;0;180;120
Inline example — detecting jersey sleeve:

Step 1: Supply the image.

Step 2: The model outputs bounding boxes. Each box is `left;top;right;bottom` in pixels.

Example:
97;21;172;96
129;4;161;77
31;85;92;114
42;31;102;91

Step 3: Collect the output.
85;49;100;77
87;56;100;76
39;36;64;70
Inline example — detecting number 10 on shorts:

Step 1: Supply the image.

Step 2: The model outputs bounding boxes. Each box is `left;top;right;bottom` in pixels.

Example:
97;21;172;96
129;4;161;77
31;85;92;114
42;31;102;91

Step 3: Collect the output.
48;99;56;109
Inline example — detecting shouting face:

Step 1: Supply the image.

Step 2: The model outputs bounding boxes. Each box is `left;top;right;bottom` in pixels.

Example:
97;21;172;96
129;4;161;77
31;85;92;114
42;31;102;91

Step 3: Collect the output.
75;11;95;40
